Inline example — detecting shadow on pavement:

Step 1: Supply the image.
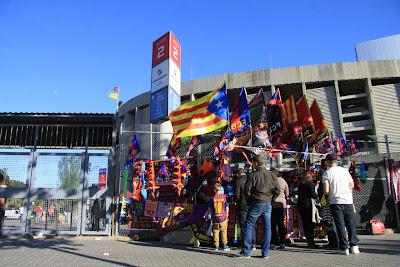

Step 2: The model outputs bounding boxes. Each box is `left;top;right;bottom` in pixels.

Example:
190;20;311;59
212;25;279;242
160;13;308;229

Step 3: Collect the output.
0;237;138;267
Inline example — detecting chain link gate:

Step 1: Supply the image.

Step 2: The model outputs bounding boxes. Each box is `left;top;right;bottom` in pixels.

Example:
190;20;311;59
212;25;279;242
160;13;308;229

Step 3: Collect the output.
0;150;111;236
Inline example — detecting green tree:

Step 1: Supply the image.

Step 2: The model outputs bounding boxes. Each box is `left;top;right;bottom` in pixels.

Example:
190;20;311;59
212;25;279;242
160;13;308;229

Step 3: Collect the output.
0;168;25;188
58;156;82;189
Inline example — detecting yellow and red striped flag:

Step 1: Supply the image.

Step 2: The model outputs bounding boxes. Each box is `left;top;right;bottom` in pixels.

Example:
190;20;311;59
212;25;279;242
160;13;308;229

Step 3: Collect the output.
108;86;120;100
169;84;229;138
282;95;298;127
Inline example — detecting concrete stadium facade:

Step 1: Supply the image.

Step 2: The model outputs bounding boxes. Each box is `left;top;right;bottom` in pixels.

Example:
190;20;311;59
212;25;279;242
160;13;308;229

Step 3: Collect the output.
118;60;400;158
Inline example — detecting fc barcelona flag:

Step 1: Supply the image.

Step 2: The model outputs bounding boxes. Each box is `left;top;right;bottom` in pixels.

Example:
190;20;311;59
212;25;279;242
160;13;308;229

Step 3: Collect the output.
296;96;315;137
166;136;182;161
310;100;329;143
229;87;251;135
125;135;141;167
267;88;285;136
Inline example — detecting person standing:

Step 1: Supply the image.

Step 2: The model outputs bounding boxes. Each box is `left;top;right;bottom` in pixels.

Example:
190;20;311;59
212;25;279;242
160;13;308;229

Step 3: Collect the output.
0;172;6;236
234;168;256;250
270;168;289;250
240;155;280;259
297;173;318;248
323;154;360;255
317;159;338;249
212;182;230;251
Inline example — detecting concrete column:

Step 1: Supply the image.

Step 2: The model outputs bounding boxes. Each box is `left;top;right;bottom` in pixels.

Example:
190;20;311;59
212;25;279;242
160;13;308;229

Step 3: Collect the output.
365;78;380;152
333;80;346;137
301;82;307;96
158;120;173;159
270;85;276;94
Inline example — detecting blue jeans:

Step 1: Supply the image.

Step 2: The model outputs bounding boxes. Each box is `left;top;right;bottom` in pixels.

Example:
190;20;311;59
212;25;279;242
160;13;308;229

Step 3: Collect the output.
243;202;272;257
330;204;358;251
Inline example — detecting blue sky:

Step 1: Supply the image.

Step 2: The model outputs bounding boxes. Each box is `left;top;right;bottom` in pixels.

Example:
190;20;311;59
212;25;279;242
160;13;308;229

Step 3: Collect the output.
1;0;399;114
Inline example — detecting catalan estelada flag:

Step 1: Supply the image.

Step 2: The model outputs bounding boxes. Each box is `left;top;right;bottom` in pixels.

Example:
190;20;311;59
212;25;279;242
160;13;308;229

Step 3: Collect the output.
169;84;229;138
108;86;120;100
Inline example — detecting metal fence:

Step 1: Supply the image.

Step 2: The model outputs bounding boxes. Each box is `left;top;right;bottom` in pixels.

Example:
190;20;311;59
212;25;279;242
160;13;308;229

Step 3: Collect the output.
0;149;112;236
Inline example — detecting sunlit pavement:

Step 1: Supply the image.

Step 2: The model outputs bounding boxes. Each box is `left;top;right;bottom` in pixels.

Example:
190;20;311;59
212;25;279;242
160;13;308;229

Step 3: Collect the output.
0;234;399;267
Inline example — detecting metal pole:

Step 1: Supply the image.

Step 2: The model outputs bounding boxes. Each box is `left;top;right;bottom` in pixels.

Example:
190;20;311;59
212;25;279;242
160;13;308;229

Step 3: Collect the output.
385;135;391;160
150;123;153;160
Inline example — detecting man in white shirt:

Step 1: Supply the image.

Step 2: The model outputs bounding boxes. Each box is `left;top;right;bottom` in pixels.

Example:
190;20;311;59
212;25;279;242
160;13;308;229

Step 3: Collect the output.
323;154;360;255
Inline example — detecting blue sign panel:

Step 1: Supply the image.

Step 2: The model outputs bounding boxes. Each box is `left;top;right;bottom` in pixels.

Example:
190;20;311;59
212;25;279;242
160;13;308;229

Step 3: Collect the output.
150;86;169;123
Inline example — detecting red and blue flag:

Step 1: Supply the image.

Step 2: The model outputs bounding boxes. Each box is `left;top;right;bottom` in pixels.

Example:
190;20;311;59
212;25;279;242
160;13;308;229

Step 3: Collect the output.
125;135;141;168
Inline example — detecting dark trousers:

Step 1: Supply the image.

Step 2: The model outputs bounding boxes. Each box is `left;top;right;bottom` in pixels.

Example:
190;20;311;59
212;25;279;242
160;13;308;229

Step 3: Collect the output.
330;204;359;251
271;204;287;245
298;207;315;246
238;209;255;246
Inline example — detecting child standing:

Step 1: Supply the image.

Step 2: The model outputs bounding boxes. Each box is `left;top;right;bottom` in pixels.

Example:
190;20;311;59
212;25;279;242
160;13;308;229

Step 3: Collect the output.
212;182;230;251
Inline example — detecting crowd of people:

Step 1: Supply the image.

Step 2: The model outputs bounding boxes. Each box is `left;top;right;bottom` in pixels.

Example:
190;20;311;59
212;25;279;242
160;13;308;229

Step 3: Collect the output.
206;153;360;259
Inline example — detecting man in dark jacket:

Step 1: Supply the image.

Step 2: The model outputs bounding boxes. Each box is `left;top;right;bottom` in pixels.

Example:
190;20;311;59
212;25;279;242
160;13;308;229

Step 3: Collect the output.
240;155;280;259
234;168;256;249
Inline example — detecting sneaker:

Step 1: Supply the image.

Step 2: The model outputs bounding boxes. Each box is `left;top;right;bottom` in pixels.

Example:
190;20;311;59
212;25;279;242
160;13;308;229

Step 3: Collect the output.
350;246;360;254
238;251;251;258
223;245;231;251
339;249;349;255
214;248;219;251
262;256;269;259
252;245;257;251
279;244;286;250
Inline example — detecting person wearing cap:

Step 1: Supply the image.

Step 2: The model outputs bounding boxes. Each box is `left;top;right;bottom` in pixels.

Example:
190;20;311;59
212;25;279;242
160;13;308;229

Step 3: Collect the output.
322;154;360;255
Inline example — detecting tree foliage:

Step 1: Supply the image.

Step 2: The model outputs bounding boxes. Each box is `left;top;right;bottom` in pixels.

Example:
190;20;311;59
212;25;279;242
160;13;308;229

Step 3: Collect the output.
0;168;26;188
58;156;81;189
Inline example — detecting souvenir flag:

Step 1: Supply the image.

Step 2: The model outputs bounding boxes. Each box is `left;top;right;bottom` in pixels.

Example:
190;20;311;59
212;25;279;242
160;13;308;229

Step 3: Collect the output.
296;96;315;137
350;138;360;155
108;86;120;100
228;87;251;135
214;128;229;157
159;163;169;177
282;95;299;127
125;135;141;167
169;84;229;138
336;135;348;157
303;142;309;161
267;88;286;136
310;100;329;143
140;161;147;200
185;135;204;157
200;159;216;175
249;88;266;108
166;136;182;161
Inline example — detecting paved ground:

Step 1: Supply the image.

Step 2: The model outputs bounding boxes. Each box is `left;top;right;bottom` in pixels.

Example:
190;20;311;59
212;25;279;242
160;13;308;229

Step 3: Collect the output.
0;234;399;267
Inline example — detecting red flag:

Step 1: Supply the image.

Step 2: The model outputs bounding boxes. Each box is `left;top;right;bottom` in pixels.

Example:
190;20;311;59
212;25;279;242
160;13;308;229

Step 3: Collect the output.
309;100;329;143
296;96;315;137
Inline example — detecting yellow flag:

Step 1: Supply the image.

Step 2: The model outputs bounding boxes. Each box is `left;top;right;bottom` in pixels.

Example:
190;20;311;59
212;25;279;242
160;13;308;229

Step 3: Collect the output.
108;86;119;100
